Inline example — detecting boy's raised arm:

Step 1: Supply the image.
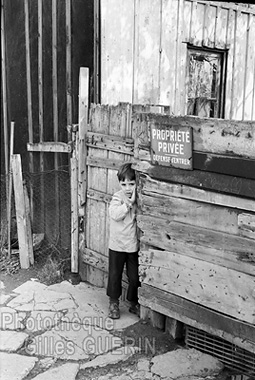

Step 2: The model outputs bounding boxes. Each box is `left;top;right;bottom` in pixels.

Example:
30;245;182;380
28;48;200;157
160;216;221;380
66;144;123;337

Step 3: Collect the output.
109;194;130;221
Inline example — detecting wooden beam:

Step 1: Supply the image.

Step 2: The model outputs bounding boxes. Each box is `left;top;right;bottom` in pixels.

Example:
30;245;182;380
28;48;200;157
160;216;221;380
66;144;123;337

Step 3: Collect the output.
93;0;100;103
193;152;255;180
87;188;112;204
24;0;34;223
238;213;255;240
52;0;60;248
138;284;255;353
66;0;72;127
7;121;14;259
133;160;255;199
27;142;72;153
138;215;255;276
132;113;255;159
87;156;132;171
139;249;255;324
1;0;8;178
52;0;58;160
70;156;78;273
82;247;108;272
37;0;45;234
139;193;240;235
136;147;255;180
86;132;134;155
139;174;255;212
23;182;34;265
78;68;89;207
38;0;43;165
12;155;31;269
165;317;184;340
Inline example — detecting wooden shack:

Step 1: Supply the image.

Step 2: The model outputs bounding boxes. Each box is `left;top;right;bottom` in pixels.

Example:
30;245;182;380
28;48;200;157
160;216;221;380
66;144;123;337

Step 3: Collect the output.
100;0;255;121
77;0;255;371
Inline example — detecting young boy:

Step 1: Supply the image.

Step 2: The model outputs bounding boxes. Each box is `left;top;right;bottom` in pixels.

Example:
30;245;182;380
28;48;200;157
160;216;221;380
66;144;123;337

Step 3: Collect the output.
106;162;140;319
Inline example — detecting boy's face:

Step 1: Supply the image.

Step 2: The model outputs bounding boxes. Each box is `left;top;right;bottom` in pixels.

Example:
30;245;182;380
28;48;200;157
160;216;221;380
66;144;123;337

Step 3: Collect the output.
119;178;136;198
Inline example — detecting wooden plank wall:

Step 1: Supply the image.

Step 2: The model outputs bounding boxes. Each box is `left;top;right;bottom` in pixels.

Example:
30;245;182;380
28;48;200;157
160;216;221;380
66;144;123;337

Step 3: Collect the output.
23;0;73;249
101;0;255;120
132;112;255;353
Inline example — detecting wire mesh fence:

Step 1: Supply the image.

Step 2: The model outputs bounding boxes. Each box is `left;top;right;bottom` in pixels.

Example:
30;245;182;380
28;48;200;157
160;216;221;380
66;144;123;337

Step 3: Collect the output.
0;167;71;275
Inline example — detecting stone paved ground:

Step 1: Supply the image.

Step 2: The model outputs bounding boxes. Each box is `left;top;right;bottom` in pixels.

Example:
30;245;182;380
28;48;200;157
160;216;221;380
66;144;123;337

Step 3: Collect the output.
0;279;229;380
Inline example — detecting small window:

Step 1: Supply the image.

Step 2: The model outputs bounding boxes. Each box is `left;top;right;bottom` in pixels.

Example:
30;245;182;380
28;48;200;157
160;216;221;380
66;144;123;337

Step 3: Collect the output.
187;48;225;118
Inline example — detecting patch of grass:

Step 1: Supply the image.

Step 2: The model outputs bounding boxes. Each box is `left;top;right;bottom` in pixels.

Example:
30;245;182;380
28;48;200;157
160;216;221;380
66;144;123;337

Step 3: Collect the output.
35;244;71;286
36;256;62;285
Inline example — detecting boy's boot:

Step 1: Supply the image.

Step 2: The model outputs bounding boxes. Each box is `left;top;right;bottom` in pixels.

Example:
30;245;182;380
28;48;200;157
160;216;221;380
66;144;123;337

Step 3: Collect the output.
108;298;120;319
129;302;140;317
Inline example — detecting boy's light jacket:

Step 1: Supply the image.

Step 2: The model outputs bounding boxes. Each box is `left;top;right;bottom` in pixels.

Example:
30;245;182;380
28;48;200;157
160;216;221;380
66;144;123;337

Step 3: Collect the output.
108;190;139;252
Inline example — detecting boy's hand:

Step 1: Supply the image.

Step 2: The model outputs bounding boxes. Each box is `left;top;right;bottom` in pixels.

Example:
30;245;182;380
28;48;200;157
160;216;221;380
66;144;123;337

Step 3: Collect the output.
130;185;136;205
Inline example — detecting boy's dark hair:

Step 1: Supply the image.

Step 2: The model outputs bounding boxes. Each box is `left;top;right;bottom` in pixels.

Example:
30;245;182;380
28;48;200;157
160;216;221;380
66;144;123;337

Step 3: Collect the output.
117;163;136;182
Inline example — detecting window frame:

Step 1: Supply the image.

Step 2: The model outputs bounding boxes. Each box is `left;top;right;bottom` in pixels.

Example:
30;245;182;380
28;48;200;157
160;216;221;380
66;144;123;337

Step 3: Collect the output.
186;45;227;119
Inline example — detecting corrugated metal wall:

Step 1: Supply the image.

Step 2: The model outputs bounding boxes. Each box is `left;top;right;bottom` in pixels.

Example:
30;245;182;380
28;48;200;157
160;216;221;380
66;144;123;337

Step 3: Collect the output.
101;0;255;120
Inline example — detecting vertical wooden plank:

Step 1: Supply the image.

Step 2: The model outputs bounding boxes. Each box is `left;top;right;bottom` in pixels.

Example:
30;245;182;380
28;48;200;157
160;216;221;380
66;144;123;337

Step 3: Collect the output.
52;0;58;165
38;0;44;233
94;0;100;103
214;6;228;49
24;0;34;222
183;0;192;42
225;8;235;119
133;0;161;104
7;121;14;259
38;0;43;161
87;105;109;258
252;45;255;121
202;2;209;45
1;0;8;178
24;0;33;153
101;0;134;104
203;4;217;48
159;0;177;108
243;14;255;120
132;0;140;105
78;67;89;209
165;316;184;340
232;11;247;120
190;1;204;46
12;155;30;269
52;0;60;242
23;183;34;265
66;0;72;126
158;0;163;105
174;0;186;115
71;155;78;273
175;0;185;115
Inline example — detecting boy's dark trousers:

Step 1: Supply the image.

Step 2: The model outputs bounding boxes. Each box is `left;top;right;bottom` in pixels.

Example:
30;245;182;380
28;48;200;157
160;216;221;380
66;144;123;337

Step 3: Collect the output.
107;249;140;304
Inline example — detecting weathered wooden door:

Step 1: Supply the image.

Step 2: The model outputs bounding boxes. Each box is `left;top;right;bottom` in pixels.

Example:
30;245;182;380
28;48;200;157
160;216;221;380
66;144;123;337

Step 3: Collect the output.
79;103;169;292
80;103;134;289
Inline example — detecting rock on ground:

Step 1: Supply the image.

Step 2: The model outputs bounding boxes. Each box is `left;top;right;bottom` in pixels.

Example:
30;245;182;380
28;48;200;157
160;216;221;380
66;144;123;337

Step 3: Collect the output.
31;362;79;380
151;348;224;379
0;352;37;380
